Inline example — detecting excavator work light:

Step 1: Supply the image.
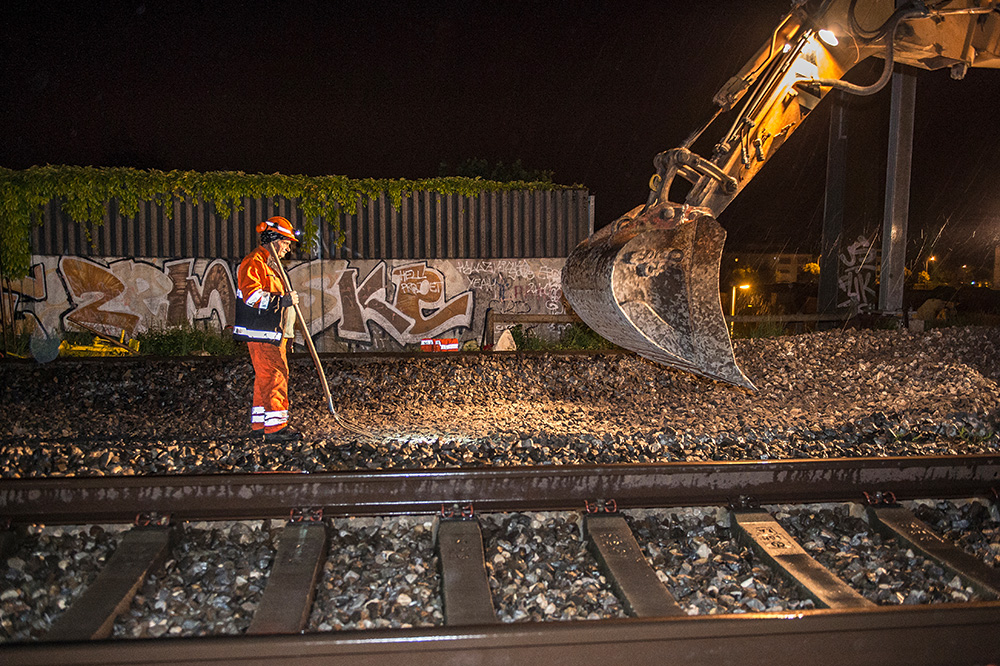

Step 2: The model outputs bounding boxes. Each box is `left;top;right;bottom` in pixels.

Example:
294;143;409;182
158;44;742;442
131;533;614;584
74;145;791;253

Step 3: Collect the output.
818;29;839;46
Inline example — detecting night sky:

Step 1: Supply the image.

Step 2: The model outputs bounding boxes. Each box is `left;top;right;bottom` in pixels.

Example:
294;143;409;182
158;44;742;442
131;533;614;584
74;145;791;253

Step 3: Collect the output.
3;1;999;272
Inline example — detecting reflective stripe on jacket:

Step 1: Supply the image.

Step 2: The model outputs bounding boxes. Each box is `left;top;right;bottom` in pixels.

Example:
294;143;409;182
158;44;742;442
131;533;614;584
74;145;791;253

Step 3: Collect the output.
234;246;286;345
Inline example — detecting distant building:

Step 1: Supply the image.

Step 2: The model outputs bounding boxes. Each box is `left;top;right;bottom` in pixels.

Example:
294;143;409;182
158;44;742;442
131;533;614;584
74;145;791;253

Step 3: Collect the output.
725;252;817;284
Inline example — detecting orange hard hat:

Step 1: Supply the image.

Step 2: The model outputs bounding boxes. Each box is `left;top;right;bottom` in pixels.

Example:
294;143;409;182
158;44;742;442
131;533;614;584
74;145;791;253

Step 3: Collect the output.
257;216;300;243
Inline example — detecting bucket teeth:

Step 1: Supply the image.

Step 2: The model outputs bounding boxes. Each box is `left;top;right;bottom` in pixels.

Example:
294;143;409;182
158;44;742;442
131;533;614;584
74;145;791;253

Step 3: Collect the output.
563;203;755;391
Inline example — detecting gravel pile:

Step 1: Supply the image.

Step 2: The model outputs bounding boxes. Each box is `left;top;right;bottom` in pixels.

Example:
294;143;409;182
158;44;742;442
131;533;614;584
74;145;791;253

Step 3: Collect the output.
1;326;999;476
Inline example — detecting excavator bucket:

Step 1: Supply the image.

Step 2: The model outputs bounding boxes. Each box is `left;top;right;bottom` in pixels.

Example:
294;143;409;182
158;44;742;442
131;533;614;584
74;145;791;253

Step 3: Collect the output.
562;201;755;390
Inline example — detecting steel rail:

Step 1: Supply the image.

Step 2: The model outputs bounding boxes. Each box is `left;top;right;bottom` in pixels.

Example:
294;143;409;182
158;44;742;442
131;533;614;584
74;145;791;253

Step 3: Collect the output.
4;603;1000;666
0;346;631;366
1;455;998;524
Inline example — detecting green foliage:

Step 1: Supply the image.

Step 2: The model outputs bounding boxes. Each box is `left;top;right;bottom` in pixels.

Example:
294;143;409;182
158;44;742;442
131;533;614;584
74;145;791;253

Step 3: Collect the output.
439;158;555;183
2;330;32;359
925;312;1000;329
558;322;618;350
0;165;580;280
508;324;542;350
871;316;901;331
508;322;618;351
731;320;787;339
135;324;245;357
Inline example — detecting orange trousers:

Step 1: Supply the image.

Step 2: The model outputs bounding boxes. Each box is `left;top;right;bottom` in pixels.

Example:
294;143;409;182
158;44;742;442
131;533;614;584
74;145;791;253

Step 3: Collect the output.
248;339;290;434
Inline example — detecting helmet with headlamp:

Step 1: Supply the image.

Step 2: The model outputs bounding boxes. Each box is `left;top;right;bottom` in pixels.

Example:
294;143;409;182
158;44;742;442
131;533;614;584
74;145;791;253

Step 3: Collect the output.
257;216;301;244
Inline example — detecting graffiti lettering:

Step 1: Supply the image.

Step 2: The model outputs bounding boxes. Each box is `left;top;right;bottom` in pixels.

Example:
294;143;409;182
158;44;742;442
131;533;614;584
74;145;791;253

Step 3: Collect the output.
1;264;45;333
460;258;565;316
286;260;472;345
392;262;473;337
456;259;536;280
61;257;142;335
489;299;530;315
165;259;236;329
333;263;412;342
8;263;48;301
838;235;878;311
9;254;565;350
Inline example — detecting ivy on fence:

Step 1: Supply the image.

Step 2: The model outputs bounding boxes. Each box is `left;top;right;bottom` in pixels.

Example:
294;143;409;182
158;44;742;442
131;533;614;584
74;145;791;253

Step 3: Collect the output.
0;165;579;280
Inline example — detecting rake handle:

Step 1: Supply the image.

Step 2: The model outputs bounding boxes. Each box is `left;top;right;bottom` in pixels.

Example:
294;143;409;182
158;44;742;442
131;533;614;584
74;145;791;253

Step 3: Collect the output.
266;243;336;415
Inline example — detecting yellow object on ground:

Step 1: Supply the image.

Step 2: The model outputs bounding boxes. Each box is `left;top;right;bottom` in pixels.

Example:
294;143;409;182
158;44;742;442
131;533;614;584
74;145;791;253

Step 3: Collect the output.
59;331;140;357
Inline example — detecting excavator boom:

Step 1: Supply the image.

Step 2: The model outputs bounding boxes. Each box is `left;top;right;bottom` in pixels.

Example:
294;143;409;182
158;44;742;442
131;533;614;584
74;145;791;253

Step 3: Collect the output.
563;0;1000;389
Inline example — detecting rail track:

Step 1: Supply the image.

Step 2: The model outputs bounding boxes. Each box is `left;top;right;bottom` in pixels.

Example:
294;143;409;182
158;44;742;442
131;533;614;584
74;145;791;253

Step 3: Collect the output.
2;455;1000;665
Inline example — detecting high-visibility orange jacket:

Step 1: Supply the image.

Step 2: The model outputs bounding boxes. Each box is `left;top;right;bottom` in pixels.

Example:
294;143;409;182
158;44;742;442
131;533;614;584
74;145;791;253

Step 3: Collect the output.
234;246;287;345
235;245;293;433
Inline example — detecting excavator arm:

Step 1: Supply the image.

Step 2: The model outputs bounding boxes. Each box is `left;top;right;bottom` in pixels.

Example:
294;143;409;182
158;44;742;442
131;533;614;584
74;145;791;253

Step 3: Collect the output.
563;0;1000;390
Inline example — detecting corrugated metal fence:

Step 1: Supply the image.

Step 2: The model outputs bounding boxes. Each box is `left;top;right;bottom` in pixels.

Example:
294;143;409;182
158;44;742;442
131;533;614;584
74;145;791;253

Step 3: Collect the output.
31;189;593;260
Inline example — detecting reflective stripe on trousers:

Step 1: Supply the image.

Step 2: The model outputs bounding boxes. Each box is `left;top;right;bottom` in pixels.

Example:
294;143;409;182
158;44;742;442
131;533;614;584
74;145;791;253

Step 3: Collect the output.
248;338;290;434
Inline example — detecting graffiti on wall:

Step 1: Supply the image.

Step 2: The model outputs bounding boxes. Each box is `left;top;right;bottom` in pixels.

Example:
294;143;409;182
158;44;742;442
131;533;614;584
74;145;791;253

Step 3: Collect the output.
838;235;878;311
289;260;473;344
165;258;238;328
3;255;565;349
61;257;174;335
3;262;52;340
455;259;564;315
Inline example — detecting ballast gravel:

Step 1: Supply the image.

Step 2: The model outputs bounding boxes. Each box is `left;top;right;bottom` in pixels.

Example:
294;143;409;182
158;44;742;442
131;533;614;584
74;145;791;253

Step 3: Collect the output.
625;508;814;614
112;521;275;638
3;326;1000;641
1;327;1000;477
308;516;443;631
3;501;1000;642
479;511;626;622
912;498;1000;568
1;524;125;642
775;503;984;604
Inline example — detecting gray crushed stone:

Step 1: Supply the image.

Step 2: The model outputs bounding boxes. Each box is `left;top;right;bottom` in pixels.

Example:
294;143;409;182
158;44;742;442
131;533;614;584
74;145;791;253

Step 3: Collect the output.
112;521;275;638
480;511;626;622
774;503;985;605
624;508;814;614
308;516;442;631
1;525;126;642
1;327;999;477
3;500;998;643
911;498;1000;568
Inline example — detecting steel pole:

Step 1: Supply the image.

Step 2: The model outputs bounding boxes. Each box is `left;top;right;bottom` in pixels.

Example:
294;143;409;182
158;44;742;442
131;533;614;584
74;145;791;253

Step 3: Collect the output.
879;66;916;315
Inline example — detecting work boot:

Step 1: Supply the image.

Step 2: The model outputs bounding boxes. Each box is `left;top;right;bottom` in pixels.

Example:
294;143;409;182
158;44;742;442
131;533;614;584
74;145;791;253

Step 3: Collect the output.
247;429;265;441
264;426;303;443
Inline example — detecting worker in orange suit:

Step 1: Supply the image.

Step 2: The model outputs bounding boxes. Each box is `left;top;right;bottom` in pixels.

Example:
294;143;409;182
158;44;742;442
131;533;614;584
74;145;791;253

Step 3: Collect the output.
233;216;303;443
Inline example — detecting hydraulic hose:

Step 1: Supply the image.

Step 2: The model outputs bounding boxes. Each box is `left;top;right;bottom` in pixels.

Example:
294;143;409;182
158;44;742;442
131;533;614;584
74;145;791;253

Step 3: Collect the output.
797;5;996;97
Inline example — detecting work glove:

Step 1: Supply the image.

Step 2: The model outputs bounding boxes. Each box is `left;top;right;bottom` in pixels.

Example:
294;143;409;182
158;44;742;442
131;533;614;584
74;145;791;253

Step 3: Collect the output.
279;291;299;308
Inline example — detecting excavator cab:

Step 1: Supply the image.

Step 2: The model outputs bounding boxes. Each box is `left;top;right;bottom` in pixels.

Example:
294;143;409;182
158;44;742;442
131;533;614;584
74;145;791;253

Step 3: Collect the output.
562;0;1000;390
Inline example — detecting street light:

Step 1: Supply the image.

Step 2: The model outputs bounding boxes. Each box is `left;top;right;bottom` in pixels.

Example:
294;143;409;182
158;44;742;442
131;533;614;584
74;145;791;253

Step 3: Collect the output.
730;284;751;317
925;255;936;273
729;284;750;336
